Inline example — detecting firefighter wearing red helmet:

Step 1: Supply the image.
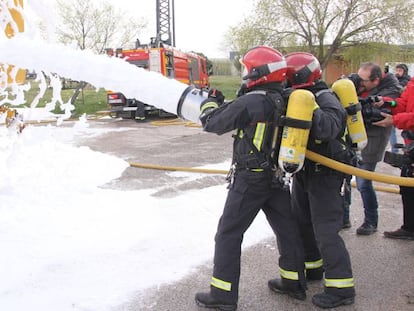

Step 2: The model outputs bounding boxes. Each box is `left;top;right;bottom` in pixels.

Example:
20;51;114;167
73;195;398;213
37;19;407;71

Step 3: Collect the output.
195;46;306;310
285;52;322;88
271;51;355;308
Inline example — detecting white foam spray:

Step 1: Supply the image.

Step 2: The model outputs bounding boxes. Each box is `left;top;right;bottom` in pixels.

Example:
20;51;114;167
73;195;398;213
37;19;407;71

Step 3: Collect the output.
0;35;189;115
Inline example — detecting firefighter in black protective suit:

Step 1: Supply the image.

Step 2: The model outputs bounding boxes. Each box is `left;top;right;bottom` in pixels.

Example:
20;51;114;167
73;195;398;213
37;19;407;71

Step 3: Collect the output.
194;46;306;311
269;52;355;309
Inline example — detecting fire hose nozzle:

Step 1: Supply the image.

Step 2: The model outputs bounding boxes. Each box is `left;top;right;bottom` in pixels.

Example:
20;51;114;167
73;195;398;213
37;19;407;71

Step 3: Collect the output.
176;86;208;124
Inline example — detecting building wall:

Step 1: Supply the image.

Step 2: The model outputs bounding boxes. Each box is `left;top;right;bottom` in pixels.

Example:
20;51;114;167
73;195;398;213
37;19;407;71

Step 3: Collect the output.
324;60;349;85
324;56;387;85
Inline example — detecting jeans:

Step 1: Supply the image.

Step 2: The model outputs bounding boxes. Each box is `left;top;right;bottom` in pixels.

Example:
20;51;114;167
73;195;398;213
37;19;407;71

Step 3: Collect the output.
356;161;378;226
389;126;398;153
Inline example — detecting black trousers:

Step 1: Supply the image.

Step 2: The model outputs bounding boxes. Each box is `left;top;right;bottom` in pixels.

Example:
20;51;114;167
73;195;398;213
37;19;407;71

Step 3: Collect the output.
291;169;355;297
400;164;414;231
210;171;305;304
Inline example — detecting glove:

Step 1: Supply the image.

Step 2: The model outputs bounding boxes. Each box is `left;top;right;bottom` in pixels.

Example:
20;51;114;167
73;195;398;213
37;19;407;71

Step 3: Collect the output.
208;88;225;105
200;99;219;113
199;98;219;125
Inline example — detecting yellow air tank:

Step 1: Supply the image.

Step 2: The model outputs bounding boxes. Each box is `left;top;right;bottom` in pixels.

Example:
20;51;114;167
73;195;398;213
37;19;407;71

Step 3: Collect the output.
278;89;315;174
332;79;367;150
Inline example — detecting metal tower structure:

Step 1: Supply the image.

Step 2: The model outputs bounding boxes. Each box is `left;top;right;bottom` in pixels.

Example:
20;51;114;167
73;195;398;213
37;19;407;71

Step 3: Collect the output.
156;0;175;46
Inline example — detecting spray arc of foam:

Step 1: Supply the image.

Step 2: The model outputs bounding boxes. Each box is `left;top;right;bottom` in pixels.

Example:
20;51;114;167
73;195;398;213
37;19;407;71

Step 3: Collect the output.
0;36;208;122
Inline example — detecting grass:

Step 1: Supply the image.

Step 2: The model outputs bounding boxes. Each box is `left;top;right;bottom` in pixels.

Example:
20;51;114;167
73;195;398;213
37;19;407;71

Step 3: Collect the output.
5;75;241;118
19;80;108;118
209;75;241;101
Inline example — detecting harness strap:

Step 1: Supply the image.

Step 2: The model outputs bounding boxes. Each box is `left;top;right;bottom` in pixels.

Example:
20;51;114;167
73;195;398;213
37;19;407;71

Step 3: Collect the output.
279;116;312;129
235;91;280;170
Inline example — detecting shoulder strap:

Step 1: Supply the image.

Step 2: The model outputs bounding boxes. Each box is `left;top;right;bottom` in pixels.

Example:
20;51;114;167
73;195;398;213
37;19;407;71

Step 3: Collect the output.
314;89;332;98
245;90;268;96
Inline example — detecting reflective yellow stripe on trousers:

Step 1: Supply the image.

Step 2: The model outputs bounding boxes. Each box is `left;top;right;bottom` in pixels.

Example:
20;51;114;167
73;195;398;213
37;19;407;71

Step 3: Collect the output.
211;277;232;291
279;267;299;281
305;259;323;270
325;278;354;288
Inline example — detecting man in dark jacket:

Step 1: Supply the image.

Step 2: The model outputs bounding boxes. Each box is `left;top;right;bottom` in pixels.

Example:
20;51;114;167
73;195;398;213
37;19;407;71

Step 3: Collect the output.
395;63;411;88
354;62;401;235
373;76;414;240
194;46;306;311
267;52;355;309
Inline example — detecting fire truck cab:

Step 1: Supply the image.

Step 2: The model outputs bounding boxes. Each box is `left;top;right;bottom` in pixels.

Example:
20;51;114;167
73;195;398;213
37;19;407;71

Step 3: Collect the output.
106;39;210;120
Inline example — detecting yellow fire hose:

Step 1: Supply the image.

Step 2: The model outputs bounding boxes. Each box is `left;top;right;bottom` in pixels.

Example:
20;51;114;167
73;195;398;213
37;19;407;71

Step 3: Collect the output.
128;162;228;175
2;112;409;192
305;150;414;187
128;150;413;194
149;118;201;127
1;114;112;128
349;181;399;194
128;160;402;194
95;113;200;127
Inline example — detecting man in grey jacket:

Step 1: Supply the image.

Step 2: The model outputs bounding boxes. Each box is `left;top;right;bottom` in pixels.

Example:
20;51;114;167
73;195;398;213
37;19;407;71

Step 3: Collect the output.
355;62;401;235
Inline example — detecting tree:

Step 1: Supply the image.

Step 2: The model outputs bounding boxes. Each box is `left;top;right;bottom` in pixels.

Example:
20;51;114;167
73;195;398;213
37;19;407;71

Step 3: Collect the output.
225;0;414;69
56;0;147;53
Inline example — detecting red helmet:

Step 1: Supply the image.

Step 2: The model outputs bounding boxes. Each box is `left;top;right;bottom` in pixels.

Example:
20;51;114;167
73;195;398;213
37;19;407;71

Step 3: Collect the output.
241;46;287;88
285;52;322;88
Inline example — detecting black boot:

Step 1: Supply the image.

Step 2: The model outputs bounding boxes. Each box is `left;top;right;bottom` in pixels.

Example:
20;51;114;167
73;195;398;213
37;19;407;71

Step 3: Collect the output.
195;292;237;311
268;278;306;301
342;219;352;229
306;267;324;281
312;292;355;308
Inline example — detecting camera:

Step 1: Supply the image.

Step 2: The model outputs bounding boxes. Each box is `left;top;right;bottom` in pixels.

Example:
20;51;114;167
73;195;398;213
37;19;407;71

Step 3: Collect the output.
359;96;392;125
347;73;362;89
384;141;414;168
402;130;414;140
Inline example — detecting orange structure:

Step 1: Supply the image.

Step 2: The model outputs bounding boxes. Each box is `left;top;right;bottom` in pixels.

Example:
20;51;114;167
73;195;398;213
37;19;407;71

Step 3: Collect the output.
1;0;26;85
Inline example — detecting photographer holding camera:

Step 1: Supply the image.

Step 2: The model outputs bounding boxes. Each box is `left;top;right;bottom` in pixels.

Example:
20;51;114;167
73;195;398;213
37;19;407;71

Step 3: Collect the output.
372;75;414;240
352;62;401;236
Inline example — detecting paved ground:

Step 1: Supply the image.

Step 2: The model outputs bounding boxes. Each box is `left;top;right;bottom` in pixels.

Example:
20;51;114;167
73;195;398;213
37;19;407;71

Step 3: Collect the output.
76;117;414;311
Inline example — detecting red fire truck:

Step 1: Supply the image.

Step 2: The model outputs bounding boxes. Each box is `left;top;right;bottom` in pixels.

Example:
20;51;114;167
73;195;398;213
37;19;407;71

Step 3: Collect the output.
106;38;210;120
106;0;210;120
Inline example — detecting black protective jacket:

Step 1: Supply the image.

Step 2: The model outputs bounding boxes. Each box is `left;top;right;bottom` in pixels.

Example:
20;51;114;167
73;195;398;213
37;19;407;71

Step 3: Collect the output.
291;81;354;297
202;83;284;170
301;81;348;165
